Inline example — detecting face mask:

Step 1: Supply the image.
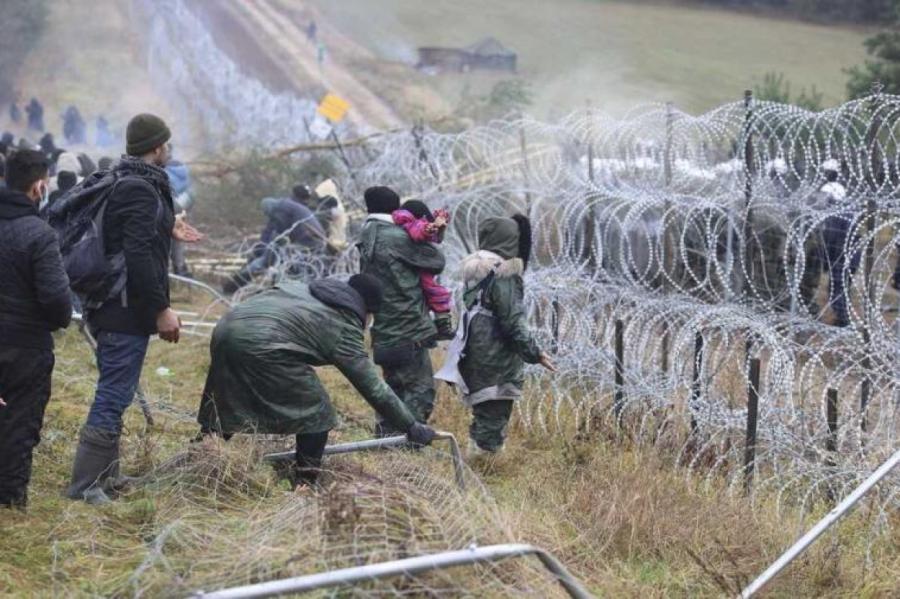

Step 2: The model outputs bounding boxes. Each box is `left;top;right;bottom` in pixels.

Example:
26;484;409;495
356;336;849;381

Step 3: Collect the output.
38;182;50;210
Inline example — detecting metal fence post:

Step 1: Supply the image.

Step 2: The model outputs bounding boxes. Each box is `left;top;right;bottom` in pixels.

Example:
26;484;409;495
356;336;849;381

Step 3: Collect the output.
743;358;760;493
584;100;598;272
860;90;883;434
825;388;839;501
690;331;703;435
826;388;839;458
613;319;625;423
519;115;533;214
661;101;675;374
551;296;561;354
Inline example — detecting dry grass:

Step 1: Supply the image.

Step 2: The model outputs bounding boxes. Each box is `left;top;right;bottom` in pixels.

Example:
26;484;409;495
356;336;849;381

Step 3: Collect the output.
1;285;898;596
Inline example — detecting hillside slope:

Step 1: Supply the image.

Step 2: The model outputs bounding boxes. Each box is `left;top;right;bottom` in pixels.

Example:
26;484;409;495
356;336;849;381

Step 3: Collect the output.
306;0;870;116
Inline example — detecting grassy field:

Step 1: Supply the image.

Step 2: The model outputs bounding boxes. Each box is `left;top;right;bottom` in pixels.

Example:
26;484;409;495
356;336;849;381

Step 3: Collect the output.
6;0;870;147
0;282;897;596
305;0;870;117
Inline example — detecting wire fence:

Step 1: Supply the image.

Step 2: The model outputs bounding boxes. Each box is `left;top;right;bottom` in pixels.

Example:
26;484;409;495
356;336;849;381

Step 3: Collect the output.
207;93;900;526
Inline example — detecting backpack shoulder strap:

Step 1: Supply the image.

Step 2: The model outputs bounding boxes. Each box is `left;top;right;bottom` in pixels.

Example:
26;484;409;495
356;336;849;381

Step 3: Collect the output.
472;264;499;307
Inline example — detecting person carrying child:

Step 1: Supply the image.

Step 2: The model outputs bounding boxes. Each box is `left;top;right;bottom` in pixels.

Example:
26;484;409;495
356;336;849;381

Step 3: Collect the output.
391;200;454;340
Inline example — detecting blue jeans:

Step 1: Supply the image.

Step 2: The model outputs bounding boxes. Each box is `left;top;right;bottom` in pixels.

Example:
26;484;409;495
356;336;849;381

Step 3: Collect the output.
85;331;149;433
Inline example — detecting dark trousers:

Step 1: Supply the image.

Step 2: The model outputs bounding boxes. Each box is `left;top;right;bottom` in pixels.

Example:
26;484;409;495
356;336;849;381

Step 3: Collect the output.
471;400;514;452
85;331;149;433
0;346;55;508
822;216;859;327
379;347;435;434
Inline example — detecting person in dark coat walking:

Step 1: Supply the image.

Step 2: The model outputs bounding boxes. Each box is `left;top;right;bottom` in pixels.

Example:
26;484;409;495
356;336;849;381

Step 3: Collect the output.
222;194;327;293
66;113;203;504
0;149;72;509
63;105;87;145
9;102;21;124
818;160;857;327
1;132;14;154
25;98;44;132
39;133;57;159
96;116;114;147
47;170;77;208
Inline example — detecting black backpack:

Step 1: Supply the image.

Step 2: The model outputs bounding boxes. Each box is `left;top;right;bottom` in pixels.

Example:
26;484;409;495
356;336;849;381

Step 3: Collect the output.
46;170;132;308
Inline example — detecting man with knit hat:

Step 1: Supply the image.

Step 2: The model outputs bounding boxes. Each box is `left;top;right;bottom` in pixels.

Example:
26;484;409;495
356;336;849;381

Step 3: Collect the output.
67;113;203;504
197;274;437;486
358;186;446;435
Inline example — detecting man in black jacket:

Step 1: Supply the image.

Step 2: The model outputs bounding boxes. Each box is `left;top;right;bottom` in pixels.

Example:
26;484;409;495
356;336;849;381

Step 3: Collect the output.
0;150;72;509
66;114;202;503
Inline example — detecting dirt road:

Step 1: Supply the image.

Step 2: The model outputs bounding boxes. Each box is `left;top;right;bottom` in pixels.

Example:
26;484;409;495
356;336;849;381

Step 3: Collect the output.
207;0;405;131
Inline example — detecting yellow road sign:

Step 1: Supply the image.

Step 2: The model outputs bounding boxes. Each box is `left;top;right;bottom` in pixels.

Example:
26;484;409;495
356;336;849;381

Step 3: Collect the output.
317;93;350;123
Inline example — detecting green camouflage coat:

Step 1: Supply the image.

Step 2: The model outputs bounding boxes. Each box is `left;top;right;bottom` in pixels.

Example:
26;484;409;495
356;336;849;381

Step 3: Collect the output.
357;214;446;349
458;250;542;405
197;279;416;435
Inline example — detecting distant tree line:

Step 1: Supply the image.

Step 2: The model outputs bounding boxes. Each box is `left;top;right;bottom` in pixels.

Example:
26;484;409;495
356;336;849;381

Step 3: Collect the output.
697;0;897;25
846;0;900;97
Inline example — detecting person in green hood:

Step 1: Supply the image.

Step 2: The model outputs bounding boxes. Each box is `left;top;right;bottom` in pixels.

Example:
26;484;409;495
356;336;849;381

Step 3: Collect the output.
455;214;555;456
357;186;446;435
197;274;437;485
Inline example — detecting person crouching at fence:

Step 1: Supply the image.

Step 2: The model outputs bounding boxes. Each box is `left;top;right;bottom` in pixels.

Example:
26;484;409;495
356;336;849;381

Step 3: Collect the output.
196;274;438;486
437;215;555;458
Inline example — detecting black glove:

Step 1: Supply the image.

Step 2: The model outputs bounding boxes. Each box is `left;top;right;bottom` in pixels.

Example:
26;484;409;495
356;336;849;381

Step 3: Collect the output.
406;422;437;447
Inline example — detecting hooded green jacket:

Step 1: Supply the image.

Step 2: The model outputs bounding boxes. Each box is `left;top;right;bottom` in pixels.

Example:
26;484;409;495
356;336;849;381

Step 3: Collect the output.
458;250;542;405
357;214;446;349
197;279;416;435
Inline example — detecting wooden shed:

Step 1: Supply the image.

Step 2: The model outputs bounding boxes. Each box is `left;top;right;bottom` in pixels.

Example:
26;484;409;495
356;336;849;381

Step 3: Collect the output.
417;37;517;73
464;37;517;72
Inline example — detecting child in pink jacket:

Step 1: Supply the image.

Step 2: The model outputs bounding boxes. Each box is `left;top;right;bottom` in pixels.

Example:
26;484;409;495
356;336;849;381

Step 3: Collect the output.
392;200;454;340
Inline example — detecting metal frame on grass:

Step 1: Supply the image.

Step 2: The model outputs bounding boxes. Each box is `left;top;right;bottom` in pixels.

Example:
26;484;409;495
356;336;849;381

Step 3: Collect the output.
263;432;466;490
190;543;593;599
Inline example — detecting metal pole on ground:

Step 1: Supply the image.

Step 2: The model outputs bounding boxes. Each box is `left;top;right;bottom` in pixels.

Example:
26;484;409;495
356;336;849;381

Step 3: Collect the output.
740;448;900;597
191;543;594;599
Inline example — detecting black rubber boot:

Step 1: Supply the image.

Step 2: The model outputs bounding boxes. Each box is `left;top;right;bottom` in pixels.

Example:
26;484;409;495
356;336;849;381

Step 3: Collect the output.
295;431;329;487
0;487;27;511
434;313;455;341
65;425;121;504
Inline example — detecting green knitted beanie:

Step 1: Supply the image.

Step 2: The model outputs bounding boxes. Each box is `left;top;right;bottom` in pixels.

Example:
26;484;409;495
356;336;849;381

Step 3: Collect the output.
126;113;171;156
